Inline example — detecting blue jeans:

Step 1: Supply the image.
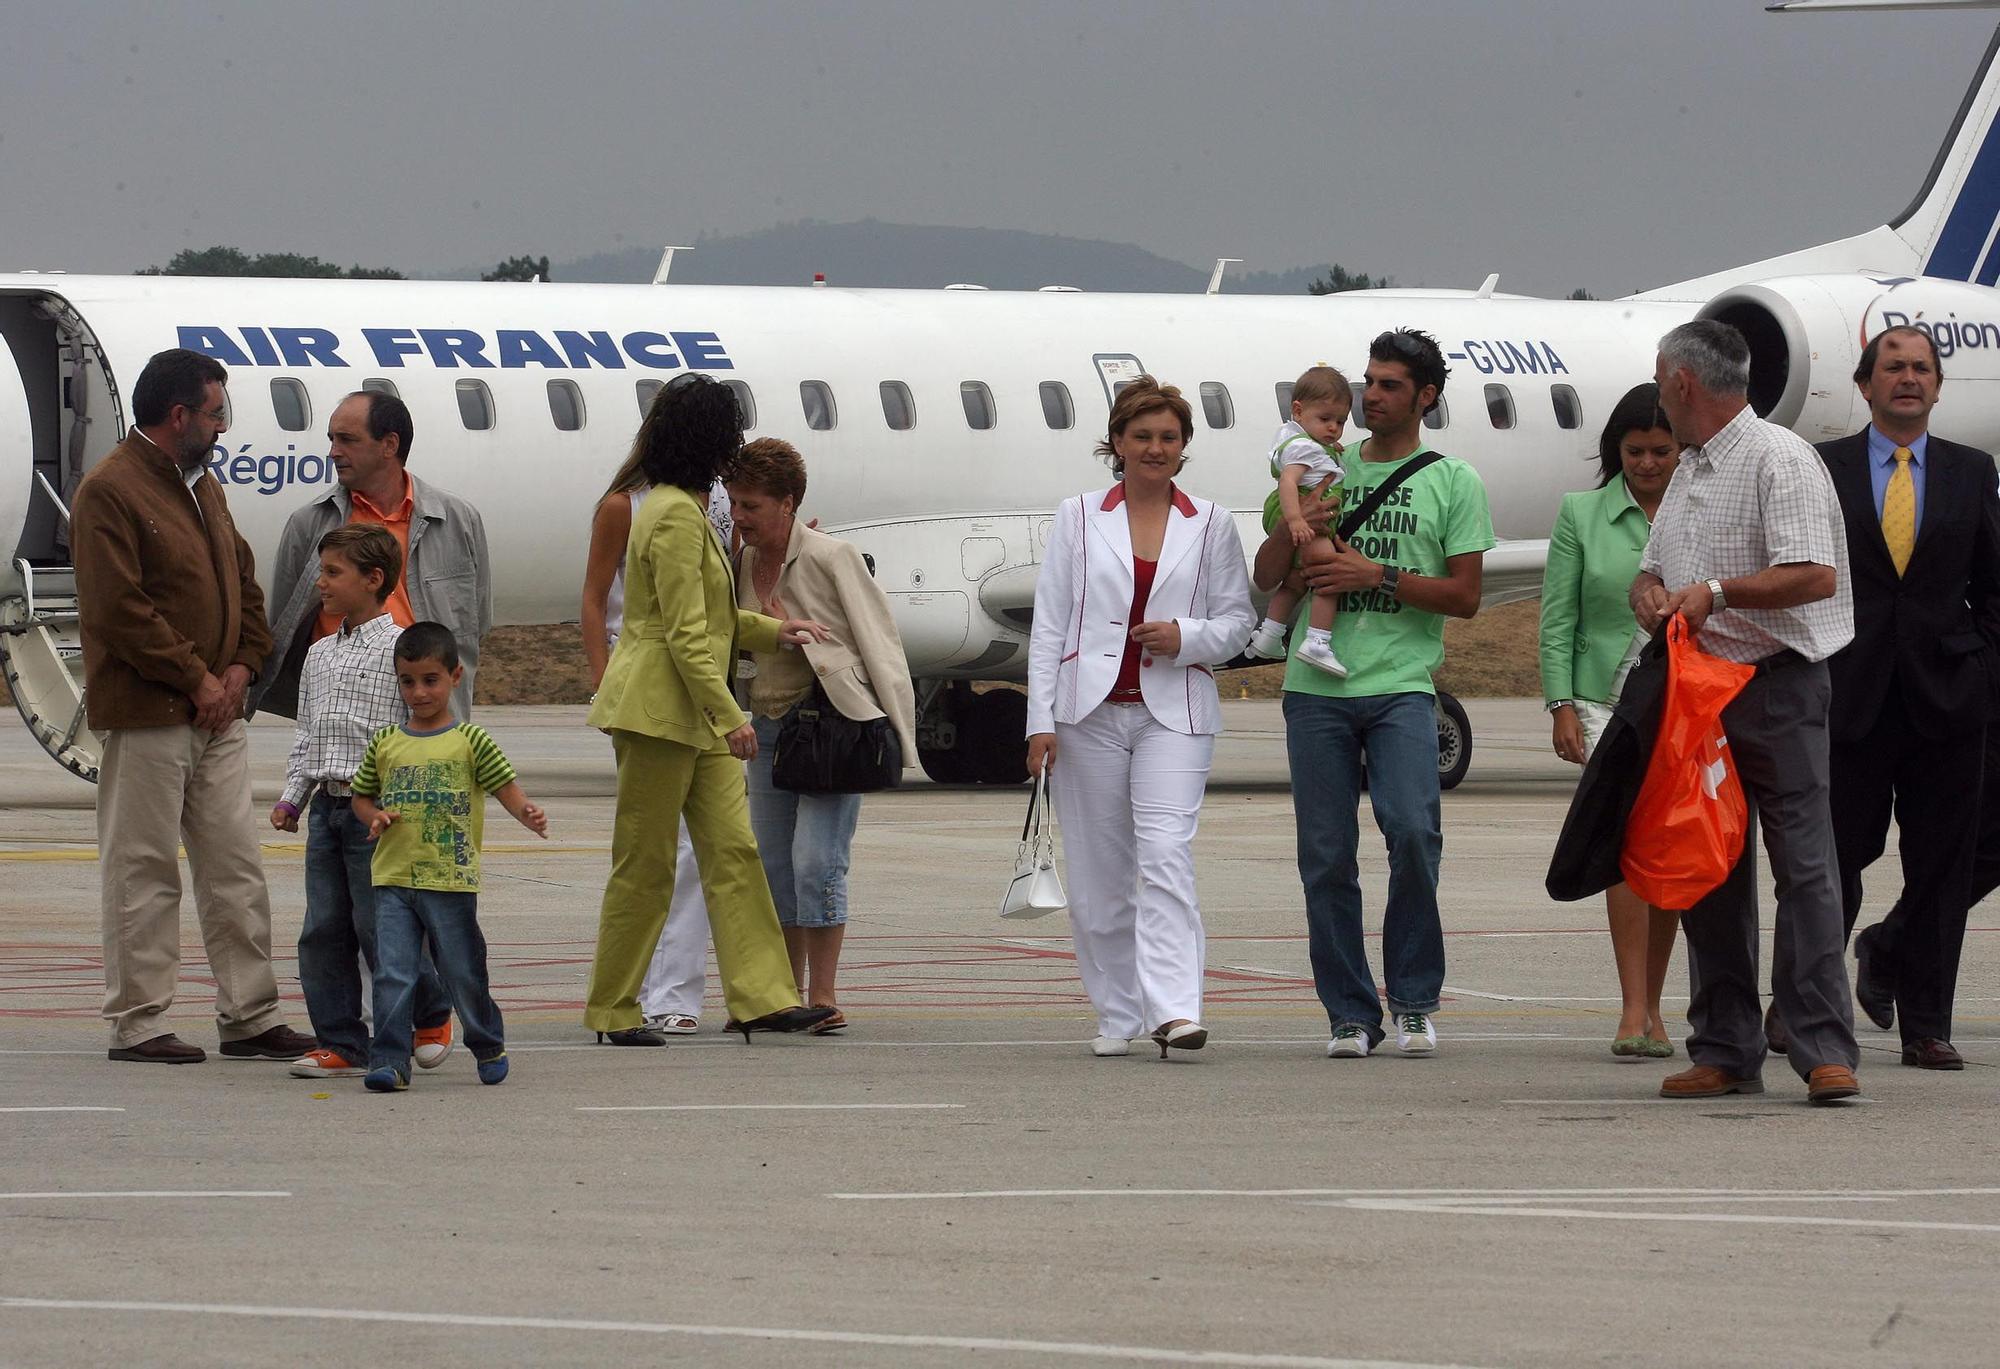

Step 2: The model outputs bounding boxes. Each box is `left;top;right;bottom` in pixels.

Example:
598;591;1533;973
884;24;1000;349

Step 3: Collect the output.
1283;691;1445;1043
369;886;504;1076
746;715;864;928
300;793;449;1063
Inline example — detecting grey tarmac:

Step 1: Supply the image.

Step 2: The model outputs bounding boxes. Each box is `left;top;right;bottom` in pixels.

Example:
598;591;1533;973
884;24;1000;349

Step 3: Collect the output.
1;700;1993;1368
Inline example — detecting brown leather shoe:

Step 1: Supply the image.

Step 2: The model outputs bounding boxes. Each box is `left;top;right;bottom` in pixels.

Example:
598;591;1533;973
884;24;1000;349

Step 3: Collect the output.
1763;1003;1790;1056
1660;1064;1764;1098
218;1024;317;1060
1807;1064;1861;1104
1900;1038;1964;1070
107;1033;206;1064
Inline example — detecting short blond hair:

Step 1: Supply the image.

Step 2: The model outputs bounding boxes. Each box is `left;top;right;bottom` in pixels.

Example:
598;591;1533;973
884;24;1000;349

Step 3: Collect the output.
1292;366;1351;408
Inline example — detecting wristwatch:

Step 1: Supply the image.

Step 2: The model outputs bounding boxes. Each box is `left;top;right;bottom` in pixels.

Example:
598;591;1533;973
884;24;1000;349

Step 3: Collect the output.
1379;565;1402;599
1546;700;1574;714
1706;577;1727;611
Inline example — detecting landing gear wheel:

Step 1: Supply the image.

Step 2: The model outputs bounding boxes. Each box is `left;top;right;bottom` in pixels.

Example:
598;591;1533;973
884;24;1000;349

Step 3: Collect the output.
1435;690;1471;792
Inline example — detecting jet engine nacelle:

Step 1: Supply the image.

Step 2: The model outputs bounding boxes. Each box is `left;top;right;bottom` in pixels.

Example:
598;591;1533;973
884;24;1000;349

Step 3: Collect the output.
1698;275;2000;449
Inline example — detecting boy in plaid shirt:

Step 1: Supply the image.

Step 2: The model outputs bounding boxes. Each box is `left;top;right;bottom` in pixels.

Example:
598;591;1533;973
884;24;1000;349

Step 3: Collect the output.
271;525;455;1078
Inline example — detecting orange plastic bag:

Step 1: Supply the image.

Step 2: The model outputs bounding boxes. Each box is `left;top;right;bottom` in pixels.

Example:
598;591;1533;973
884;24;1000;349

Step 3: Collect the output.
1619;614;1756;910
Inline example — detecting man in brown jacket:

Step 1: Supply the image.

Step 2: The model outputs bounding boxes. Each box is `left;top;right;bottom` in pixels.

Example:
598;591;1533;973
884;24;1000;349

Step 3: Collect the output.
71;348;315;1064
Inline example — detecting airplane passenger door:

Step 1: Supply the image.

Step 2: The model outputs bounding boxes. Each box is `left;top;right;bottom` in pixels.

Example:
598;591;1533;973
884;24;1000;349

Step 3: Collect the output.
1092;353;1146;409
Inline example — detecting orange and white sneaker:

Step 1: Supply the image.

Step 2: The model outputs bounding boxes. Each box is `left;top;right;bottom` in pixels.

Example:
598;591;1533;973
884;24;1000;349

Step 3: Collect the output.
289;1048;364;1078
414;1018;455;1070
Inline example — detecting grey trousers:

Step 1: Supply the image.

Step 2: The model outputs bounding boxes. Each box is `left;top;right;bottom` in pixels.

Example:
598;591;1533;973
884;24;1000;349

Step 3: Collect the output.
1681;658;1859;1081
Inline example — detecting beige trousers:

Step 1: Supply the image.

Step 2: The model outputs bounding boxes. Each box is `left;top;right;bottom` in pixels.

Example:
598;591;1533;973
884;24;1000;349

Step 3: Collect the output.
98;721;284;1047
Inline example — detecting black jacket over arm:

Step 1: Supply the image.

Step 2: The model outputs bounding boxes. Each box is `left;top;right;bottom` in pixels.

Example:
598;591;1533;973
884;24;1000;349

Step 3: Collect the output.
1818;431;2000;742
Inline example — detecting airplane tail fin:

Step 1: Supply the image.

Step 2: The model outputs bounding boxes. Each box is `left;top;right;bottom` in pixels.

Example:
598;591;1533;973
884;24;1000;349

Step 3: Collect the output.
1637;22;2000;299
1896;24;2000;280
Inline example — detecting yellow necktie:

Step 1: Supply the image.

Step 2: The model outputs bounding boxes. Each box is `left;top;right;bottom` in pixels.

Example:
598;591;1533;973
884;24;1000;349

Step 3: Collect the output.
1882;446;1916;577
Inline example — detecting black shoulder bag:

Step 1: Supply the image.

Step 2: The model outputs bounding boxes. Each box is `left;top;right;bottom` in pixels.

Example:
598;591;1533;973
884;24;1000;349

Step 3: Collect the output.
1333;450;1447;542
771;678;904;794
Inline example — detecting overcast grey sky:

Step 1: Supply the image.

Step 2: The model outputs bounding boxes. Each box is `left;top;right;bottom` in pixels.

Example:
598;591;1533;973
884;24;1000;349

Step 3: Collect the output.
3;1;1993;297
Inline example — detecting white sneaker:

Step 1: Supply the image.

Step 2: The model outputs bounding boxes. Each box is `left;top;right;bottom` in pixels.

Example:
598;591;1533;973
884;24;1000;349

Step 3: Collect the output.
1294;638;1349;678
1245;621;1289;660
1091;1036;1131;1057
1396;1012;1437;1055
1326;1024;1371;1058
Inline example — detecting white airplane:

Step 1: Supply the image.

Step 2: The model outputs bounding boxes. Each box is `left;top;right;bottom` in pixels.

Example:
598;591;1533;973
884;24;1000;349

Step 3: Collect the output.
7;23;2000;791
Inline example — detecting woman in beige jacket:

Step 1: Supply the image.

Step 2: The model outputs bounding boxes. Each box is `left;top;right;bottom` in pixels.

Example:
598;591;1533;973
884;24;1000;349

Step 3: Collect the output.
731;438;917;1032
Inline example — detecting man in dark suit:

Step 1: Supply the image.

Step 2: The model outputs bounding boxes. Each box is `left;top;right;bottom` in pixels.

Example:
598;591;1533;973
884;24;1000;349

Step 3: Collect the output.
1816;324;2000;1071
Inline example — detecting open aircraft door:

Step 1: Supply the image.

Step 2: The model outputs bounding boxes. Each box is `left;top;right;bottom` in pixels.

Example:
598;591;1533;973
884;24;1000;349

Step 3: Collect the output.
0;313;102;783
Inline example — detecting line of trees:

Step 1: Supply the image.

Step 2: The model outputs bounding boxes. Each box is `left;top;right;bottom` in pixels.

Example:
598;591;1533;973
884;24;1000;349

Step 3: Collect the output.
137;246;551;282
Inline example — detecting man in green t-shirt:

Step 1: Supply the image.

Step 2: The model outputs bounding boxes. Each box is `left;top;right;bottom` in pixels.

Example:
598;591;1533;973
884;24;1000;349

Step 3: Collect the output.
1252;329;1495;1061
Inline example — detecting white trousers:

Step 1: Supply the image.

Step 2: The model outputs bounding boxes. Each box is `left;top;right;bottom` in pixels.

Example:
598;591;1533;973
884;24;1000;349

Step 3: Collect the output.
637;819;712;1018
1051;703;1215;1039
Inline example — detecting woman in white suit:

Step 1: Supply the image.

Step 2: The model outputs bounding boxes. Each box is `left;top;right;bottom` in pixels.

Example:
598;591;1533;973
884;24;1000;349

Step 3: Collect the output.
1026;376;1256;1059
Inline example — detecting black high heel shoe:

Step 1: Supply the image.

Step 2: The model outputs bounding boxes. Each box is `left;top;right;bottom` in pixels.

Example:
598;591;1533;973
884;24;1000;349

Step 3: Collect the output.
596;1027;667;1046
731;1005;839;1042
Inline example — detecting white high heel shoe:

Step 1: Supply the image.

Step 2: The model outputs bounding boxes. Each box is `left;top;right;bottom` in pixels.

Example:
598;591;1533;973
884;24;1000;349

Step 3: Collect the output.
1150;1021;1209;1059
1091;1036;1131;1057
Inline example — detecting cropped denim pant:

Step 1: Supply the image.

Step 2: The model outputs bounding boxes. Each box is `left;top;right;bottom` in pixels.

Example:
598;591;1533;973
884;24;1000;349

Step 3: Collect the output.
746;715;863;927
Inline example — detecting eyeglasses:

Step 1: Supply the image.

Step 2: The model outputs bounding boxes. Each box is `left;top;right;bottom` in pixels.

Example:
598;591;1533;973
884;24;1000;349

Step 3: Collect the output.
665;372;709;393
179;402;228;424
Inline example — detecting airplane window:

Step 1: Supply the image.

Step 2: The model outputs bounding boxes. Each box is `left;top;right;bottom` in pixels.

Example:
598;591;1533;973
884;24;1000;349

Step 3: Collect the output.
635;379;663;415
1274;382;1294;420
880;381;915;431
1039;381;1074;430
270;378;310;433
1484;384;1515;430
360;377;399;398
725;379;757;430
1550;384;1582;430
801;381;837;431
456;379;495;431
961;381;996;431
1422;396;1449;431
1199;381;1234;430
547;379;585;432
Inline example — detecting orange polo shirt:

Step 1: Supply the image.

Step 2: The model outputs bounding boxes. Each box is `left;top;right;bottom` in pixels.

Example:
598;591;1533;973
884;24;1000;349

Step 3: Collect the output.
314;474;417;640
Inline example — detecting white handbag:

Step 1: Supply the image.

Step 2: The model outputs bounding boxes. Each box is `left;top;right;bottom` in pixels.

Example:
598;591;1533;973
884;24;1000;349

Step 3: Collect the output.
1000;770;1066;919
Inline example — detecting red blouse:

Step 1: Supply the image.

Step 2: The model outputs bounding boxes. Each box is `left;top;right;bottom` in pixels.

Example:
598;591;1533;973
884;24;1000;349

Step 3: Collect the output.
1109;555;1158;701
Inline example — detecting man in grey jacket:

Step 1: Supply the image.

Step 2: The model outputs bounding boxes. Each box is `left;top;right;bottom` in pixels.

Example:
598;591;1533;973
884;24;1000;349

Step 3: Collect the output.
250;390;491;722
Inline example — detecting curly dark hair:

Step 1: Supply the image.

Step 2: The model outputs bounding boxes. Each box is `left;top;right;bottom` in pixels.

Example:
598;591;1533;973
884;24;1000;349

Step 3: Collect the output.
631;373;744;493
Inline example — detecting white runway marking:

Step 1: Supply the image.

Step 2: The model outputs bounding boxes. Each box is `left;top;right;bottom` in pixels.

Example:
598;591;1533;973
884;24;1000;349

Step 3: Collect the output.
0;1295;1493;1368
1497;1098;1868;1107
828;1185;2000;1203
0;1191;288;1201
1315;1192;2000;1236
578;1103;965;1113
0;1106;124;1113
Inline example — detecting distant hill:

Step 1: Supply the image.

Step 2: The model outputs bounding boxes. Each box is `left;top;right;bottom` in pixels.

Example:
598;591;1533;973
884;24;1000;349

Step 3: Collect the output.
509;220;1335;294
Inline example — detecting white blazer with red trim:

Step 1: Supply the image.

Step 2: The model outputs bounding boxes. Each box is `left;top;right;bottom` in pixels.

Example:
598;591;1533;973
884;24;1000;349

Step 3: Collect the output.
1026;483;1256;737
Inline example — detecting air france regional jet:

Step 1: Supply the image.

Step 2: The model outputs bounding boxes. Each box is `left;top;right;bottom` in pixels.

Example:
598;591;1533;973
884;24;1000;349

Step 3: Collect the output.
8;21;2000;790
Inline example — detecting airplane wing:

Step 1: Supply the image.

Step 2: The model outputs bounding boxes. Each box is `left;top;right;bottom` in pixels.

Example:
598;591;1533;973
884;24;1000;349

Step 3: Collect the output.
1481;538;1550;608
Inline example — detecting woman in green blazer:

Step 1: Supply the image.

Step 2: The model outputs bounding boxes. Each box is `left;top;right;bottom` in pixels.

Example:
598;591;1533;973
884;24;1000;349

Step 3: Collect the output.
583;375;835;1044
1538;383;1681;1060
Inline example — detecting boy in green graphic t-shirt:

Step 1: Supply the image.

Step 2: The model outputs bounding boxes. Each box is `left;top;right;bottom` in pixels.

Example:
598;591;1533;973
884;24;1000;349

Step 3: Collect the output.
352;621;548;1093
1251;329;1495;1063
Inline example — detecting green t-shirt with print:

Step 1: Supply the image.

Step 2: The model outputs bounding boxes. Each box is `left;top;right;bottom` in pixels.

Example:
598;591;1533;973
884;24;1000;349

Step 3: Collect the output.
352;722;517;892
1283;442;1496;699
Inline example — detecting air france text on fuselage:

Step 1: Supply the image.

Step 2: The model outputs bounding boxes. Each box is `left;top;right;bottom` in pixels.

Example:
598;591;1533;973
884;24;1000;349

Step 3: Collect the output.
177;325;733;370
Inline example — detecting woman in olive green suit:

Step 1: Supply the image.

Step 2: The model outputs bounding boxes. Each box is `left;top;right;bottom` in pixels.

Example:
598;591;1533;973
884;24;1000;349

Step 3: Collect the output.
1539;383;1682;1059
584;375;835;1044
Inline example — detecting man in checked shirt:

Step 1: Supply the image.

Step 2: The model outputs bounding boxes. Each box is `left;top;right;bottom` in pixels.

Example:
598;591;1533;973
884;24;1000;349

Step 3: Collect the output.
269;525;456;1078
1631;319;1862;1107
